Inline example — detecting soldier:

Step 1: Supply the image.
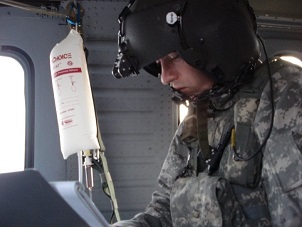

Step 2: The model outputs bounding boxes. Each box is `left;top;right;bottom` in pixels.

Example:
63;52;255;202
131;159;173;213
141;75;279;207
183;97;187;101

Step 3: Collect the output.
112;0;302;226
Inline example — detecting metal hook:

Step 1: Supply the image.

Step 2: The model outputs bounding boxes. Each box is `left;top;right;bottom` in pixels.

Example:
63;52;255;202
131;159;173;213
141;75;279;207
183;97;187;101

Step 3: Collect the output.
65;1;85;34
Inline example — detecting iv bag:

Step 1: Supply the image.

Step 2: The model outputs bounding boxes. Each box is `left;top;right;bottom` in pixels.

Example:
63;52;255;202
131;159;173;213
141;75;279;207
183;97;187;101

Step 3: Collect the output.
50;29;100;159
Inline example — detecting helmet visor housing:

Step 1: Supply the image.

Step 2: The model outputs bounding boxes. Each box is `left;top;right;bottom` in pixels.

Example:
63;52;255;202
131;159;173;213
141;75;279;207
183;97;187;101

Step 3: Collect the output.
113;0;260;85
113;0;187;78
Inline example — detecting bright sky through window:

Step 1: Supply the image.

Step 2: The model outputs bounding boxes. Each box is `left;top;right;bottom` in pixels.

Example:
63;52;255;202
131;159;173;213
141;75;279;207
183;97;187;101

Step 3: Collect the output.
0;56;25;173
179;104;189;123
281;56;302;67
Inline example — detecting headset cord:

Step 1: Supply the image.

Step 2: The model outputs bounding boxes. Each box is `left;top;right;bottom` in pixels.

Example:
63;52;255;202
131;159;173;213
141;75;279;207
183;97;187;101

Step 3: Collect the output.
232;35;275;161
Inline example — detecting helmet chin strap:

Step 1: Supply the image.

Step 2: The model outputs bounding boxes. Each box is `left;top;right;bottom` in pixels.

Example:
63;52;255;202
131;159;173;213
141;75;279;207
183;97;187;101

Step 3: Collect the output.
170;87;190;105
170;82;239;107
170;87;210;106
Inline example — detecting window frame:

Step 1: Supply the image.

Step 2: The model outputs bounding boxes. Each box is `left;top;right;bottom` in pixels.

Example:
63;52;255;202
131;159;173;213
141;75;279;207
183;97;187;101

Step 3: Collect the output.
0;45;35;169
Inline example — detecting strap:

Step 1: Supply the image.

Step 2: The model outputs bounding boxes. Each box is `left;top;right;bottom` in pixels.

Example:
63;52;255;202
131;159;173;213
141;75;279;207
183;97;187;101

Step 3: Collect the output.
207;126;234;175
196;100;211;160
239;56;298;98
233;56;298;161
95;107;121;223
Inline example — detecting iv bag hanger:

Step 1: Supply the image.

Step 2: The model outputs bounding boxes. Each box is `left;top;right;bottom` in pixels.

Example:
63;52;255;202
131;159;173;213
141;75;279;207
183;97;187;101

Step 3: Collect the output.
66;1;85;35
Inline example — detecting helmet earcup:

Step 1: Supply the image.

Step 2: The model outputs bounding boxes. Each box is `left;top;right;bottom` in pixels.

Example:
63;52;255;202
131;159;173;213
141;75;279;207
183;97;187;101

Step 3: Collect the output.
178;0;260;82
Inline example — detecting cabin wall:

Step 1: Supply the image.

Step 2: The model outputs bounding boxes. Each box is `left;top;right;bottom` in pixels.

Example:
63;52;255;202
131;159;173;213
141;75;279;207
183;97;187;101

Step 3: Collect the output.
257;19;302;59
0;0;302;223
0;7;69;181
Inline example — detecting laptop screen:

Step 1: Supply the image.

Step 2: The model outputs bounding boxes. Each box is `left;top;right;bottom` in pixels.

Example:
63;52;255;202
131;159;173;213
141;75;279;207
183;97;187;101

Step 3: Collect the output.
0;170;95;227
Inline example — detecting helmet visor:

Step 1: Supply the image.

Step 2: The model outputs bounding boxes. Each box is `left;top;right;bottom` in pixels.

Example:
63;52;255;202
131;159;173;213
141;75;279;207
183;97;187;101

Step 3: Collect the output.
113;0;186;78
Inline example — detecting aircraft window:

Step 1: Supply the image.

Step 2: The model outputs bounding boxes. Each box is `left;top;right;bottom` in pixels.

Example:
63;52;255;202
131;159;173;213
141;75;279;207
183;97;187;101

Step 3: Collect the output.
0;56;25;173
280;56;302;67
179;102;189;124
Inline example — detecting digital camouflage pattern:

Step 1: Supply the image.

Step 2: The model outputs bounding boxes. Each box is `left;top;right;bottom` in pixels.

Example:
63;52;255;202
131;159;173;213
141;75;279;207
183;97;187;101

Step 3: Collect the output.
256;65;302;226
112;62;302;227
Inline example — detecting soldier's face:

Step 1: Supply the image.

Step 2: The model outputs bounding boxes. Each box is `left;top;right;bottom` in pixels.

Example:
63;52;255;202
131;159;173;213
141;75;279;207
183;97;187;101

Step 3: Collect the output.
158;52;214;98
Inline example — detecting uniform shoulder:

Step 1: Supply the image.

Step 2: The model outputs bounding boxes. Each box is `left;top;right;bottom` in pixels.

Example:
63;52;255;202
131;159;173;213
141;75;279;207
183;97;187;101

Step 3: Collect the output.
272;64;302;96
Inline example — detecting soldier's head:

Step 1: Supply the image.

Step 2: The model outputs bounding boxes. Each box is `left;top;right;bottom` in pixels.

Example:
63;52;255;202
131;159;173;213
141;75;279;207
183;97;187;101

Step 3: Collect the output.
113;0;260;103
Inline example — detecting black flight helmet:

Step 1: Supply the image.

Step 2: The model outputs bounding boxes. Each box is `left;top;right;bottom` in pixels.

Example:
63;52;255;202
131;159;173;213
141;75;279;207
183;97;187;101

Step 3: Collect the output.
113;0;260;98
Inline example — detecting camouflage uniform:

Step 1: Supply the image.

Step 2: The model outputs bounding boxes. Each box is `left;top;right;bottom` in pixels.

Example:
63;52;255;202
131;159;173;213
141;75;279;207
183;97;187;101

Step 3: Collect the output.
112;60;302;226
